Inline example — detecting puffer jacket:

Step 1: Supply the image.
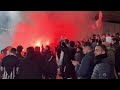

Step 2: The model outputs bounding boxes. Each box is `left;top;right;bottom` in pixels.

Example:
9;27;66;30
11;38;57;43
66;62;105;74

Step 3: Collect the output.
91;54;114;79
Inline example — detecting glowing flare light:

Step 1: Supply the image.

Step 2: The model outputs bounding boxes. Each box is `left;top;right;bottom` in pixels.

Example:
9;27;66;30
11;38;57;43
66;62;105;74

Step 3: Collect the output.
35;41;41;47
46;41;50;45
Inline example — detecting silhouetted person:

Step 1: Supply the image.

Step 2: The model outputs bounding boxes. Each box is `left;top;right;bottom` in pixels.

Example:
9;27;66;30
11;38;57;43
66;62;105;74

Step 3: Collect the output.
69;41;76;61
1;48;20;79
73;42;95;79
60;42;77;79
68;41;77;79
0;48;7;61
115;33;120;41
34;46;45;78
111;38;120;78
43;45;58;79
16;45;24;60
18;47;43;79
55;41;63;76
35;46;42;55
55;42;62;61
65;39;69;47
115;46;120;78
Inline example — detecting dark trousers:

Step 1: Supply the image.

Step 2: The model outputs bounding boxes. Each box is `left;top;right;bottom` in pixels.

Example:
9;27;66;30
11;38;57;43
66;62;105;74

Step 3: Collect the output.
60;65;77;79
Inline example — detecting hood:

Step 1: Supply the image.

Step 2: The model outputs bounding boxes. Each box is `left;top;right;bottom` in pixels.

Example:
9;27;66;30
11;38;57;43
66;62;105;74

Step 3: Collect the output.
95;54;113;65
101;57;113;65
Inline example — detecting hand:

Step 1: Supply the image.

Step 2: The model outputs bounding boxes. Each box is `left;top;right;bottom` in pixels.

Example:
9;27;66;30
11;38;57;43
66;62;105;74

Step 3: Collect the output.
60;36;64;41
72;61;79;66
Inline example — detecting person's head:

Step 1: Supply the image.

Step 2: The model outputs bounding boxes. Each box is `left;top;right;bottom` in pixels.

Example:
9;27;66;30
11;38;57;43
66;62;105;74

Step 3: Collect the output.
6;46;13;55
94;45;107;56
106;34;110;37
35;46;40;52
112;33;116;37
76;46;83;52
115;32;119;37
61;42;67;48
92;34;96;39
17;45;23;53
1;49;3;54
45;45;50;51
82;42;93;54
97;34;100;37
1;48;7;54
65;39;69;45
10;48;17;55
70;41;75;47
26;47;34;55
102;34;106;37
112;38;118;45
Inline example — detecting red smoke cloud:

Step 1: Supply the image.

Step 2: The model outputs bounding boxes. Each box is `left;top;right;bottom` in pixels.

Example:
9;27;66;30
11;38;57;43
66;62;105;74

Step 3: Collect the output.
12;11;98;50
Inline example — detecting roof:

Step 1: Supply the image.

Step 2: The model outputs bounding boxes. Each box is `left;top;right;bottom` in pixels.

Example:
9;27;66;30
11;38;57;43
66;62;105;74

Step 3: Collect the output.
95;11;120;23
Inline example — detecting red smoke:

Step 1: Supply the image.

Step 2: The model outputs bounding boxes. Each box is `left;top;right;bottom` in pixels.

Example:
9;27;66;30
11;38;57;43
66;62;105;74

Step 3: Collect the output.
12;11;97;50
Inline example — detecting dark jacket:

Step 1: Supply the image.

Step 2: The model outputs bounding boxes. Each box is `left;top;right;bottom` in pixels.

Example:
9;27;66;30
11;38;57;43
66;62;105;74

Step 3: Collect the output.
76;51;95;79
115;46;120;73
34;51;45;76
112;42;120;50
61;46;77;79
75;51;84;64
1;55;20;79
43;50;58;79
18;52;44;79
91;54;114;79
16;52;24;60
55;45;61;59
68;47;76;60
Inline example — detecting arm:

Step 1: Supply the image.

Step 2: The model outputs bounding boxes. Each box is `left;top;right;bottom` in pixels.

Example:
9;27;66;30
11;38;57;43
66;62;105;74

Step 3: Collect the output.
72;60;80;72
56;53;59;64
76;56;92;78
92;64;112;79
75;52;84;64
58;51;64;66
91;65;99;79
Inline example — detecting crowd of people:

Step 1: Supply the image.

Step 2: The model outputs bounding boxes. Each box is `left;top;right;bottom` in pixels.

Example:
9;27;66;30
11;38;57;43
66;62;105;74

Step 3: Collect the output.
0;32;120;79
